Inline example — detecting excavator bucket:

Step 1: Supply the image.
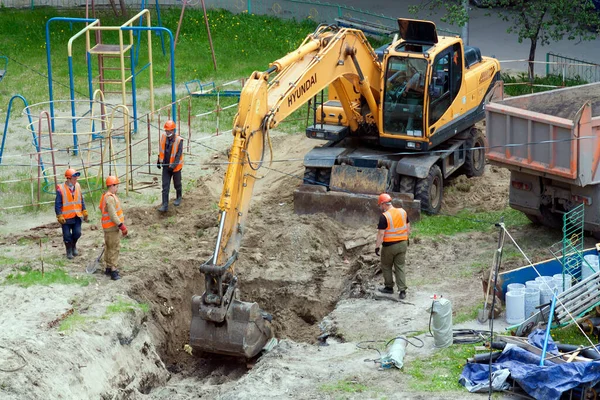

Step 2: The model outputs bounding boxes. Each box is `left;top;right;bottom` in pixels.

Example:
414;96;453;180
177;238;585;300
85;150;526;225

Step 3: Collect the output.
190;295;273;358
294;184;421;225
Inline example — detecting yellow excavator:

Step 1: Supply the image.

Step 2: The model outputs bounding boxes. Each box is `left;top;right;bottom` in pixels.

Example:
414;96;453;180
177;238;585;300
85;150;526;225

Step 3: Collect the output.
190;19;500;358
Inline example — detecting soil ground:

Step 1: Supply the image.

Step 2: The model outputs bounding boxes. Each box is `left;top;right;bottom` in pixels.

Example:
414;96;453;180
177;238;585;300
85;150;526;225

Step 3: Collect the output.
0;118;589;399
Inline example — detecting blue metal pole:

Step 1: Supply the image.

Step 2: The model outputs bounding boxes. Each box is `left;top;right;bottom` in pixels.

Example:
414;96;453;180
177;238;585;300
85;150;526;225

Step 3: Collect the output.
121;26;176;121
45;17;96;133
0;95;48;185
539;290;558;366
68;55;78;155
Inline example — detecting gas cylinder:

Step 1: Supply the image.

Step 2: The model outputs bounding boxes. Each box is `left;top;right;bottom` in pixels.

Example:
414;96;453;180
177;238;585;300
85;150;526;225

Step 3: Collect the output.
430;295;453;348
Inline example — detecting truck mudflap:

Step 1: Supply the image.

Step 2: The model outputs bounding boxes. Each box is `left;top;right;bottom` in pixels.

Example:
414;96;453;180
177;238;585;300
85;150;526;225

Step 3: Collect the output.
190;295;272;358
293;184;421;225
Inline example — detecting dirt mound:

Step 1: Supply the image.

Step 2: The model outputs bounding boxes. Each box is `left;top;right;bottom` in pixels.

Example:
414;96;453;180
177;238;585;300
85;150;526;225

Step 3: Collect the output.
442;165;510;214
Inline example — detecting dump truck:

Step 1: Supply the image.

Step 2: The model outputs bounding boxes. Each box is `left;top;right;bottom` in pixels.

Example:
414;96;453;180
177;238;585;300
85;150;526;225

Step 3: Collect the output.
190;19;501;358
486;82;600;236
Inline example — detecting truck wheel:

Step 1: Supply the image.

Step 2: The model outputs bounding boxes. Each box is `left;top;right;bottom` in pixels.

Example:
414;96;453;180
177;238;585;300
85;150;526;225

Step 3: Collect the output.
399;175;415;194
415;165;443;214
524;213;541;224
539;206;563;229
303;168;317;184
464;128;486;178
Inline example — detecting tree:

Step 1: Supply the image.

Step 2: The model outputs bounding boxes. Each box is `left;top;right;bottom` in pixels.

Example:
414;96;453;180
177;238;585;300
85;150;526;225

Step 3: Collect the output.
410;0;600;80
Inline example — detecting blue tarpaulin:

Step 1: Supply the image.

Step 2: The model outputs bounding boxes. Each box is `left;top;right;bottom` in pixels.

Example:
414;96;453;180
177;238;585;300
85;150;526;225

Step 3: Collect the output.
460;330;600;399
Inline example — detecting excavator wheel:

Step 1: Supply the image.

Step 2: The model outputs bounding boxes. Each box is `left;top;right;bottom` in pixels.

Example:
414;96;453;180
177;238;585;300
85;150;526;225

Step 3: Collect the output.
415;165;443;214
463;128;486;178
303;168;317;185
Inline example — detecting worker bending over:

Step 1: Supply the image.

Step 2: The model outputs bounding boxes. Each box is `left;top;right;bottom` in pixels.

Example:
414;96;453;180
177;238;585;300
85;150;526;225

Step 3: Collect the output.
55;168;88;259
99;176;128;281
375;193;411;299
157;120;184;212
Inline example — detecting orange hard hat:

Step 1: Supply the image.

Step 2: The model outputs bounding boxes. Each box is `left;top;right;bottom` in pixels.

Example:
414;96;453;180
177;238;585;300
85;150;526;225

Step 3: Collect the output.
378;193;392;205
65;168;80;178
164;120;176;131
106;176;120;187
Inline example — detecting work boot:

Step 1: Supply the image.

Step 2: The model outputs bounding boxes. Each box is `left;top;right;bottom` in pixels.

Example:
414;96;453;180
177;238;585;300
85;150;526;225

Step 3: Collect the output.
158;203;168;212
72;239;79;257
65;243;74;260
399;290;406;300
104;267;111;276
173;197;182;207
378;286;393;294
110;270;121;281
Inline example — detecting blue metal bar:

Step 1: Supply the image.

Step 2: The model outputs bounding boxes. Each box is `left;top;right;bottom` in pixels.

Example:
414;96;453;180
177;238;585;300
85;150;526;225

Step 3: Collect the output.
539;290;558;366
155;0;166;56
67;55;78;154
45;17;96;133
0;95;48;185
121;26;176;121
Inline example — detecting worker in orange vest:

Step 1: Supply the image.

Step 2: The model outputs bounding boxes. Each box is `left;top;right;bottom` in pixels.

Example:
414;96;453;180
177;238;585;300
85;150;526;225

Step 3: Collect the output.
55;168;88;259
156;120;184;212
375;193;411;299
99;176;128;281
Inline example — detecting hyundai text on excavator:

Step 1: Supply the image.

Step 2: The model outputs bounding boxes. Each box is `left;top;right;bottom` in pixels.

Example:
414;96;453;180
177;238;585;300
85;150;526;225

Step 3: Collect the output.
190;19;501;358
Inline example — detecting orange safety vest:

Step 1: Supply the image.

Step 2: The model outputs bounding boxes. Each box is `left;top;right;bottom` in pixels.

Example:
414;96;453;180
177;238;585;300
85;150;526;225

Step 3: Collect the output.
58;183;83;219
159;134;184;172
99;192;124;229
383;207;409;242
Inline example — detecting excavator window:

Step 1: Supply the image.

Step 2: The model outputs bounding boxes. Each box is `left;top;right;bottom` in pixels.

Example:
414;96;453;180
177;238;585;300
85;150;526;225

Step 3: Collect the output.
428;44;463;126
383;56;427;136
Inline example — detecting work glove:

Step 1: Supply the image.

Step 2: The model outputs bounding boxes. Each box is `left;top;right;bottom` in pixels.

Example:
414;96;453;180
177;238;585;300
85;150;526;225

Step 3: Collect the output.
119;223;128;237
156;158;161;169
168;164;175;172
375;247;380;257
57;215;66;225
82;210;89;223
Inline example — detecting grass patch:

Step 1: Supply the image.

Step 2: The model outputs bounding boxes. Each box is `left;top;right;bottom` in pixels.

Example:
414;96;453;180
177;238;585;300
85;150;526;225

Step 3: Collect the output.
405;344;475;392
0;255;19;265
59;311;93;332
552;324;590;346
453;302;484;324
414;208;529;237
4;268;91;287
320;379;370;394
105;298;150;315
503;72;587;97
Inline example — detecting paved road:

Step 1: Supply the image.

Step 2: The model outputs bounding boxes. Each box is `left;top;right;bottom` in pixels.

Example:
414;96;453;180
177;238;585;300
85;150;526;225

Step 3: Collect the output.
340;0;600;75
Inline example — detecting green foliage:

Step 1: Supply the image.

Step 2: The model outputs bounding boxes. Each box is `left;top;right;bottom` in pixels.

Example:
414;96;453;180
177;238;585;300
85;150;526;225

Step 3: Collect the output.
552;323;589;345
454;302;484;324
4;268;91;287
105;298;150;315
0;255;19;265
502;72;587;96
405;344;475;391
413;207;529;237
319;379;370;394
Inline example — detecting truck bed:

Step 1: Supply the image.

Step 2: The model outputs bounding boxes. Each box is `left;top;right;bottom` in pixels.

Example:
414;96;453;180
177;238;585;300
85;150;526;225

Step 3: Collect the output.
499;83;600;120
486;82;600;185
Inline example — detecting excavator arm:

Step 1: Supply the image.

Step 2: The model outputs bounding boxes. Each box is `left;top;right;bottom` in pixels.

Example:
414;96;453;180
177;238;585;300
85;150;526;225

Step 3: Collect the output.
190;25;383;358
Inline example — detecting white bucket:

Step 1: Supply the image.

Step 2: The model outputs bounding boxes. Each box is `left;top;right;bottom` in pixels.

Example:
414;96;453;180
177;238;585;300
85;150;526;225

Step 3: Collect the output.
540;286;556;305
507;283;525;293
553;273;572;293
535;276;555;290
524;287;540;318
582;255;599;280
506;290;525;325
526;280;542;291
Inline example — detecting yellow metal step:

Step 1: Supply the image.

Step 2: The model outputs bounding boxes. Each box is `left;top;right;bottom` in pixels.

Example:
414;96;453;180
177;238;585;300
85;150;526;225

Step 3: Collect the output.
89;44;132;55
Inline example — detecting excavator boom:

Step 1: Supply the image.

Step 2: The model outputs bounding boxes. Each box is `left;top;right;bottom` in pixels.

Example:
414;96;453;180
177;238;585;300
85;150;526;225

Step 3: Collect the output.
190;25;385;358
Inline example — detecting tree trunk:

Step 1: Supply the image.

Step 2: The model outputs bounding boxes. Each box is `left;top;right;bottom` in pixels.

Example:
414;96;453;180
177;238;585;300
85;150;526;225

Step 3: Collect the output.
528;39;537;82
